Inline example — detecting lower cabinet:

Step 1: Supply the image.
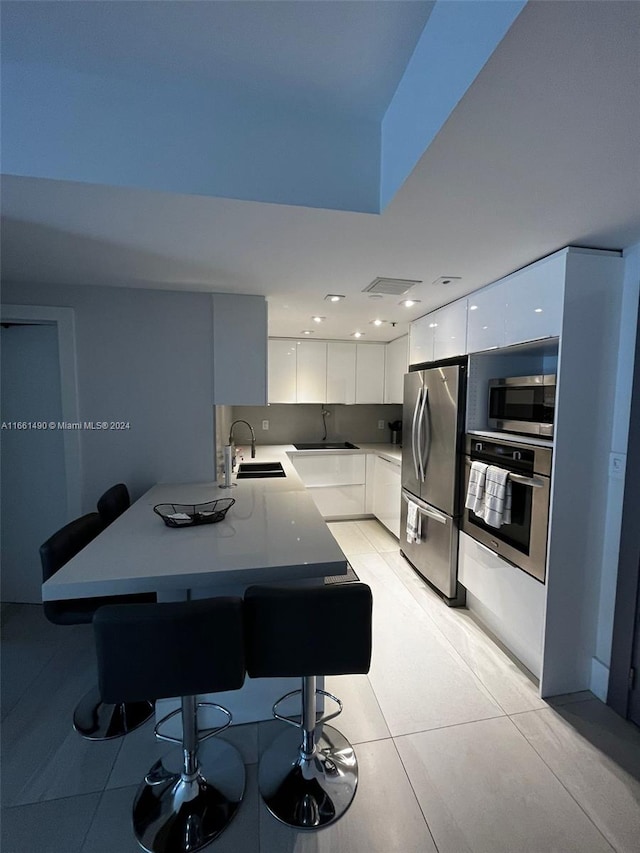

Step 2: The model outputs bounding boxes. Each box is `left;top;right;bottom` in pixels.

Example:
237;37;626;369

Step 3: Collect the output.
290;453;367;518
372;455;401;538
458;532;545;677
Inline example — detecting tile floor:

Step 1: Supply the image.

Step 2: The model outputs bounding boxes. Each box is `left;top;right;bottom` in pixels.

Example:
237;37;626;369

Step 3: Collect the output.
2;519;640;852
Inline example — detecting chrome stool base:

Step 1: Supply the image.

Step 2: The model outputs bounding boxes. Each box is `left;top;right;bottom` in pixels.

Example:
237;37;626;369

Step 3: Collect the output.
133;737;245;853
259;723;358;829
73;685;154;740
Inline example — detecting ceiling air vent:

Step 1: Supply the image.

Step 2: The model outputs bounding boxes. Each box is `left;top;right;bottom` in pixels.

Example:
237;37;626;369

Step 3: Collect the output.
363;277;421;296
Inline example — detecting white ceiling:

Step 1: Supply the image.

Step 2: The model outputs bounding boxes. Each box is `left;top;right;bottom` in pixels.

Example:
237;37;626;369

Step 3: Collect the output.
2;0;639;343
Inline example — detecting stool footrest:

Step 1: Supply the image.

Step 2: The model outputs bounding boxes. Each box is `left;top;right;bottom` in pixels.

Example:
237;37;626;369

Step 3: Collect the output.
272;687;342;728
154;702;232;745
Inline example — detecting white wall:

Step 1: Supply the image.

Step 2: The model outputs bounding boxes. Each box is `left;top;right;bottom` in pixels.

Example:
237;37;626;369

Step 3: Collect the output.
593;241;640;695
1;282;216;511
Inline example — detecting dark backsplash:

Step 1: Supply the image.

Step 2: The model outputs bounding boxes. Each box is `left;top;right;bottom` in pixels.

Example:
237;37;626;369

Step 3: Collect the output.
228;403;403;446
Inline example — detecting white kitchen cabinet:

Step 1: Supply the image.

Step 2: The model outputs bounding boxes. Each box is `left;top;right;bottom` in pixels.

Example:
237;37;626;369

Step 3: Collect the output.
409;314;435;365
458;532;545;677
268;339;297;403
305;485;366;518
504;255;564;346
327;342;356;404
384;335;409;403
355;343;385;403
466;284;506;353
290;453;366;486
290;452;367;518
432;299;467;360
467;253;565;354
296;341;327;403
372;455;401;538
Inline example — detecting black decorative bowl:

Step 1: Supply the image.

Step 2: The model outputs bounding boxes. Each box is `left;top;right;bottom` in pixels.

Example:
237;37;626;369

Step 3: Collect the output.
153;498;235;528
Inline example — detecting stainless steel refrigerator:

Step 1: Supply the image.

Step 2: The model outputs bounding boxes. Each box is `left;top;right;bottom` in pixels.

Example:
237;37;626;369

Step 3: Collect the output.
400;360;467;606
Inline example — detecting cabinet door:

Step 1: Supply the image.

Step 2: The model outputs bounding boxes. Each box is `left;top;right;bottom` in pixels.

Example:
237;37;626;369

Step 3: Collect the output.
356;344;385;403
466;284;506;353
505;258;564;346
290;453;366;486
373;456;401;537
384;335;408;403
296;341;327;403
409;314;435;365
268;340;297;403
327;342;356;404
432;300;468;361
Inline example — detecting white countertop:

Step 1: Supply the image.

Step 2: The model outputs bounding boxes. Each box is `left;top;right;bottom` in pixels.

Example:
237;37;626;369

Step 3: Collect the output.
42;442;401;601
42;479;346;600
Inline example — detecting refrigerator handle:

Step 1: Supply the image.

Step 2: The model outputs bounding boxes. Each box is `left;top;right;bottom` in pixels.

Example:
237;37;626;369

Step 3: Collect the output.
411;387;422;481
419;386;430;479
401;490;447;524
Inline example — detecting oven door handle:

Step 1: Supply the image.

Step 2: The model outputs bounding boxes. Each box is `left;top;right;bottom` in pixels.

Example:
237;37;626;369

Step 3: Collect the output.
508;473;545;489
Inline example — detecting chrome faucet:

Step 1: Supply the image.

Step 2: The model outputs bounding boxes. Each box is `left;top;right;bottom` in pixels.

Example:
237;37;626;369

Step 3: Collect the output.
221;419;256;488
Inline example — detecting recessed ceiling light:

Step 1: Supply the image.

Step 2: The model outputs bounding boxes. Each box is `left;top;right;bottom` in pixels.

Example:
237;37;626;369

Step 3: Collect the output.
301;330;314;335
312;316;325;323
428;322;438;328
352;331;364;338
432;276;462;286
469;304;478;311
371;319;385;326
399;299;421;308
534;308;543;313
324;294;345;302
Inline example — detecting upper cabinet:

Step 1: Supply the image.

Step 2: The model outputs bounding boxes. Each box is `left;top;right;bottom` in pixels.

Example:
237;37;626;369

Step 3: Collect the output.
432;299;468;361
504;256;564;347
327;342;356;404
466;284;506;353
409;313;435;365
267;338;389;404
409;298;467;365
296;340;327;403
268;339;297;403
384;335;409;403
355;343;385;403
467;253;565;354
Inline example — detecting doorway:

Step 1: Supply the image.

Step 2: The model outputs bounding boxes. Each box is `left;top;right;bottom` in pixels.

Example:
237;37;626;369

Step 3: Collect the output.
1;322;69;602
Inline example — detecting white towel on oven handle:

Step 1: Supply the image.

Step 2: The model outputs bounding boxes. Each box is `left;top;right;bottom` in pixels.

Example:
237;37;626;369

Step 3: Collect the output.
406;500;421;544
478;465;512;528
465;461;488;515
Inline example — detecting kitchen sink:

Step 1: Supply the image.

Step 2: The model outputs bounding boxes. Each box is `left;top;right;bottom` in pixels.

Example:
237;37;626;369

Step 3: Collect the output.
293;442;359;450
236;461;286;479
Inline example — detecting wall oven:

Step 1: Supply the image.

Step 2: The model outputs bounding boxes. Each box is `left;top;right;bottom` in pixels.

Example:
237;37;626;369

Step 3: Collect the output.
488;374;556;438
462;435;552;583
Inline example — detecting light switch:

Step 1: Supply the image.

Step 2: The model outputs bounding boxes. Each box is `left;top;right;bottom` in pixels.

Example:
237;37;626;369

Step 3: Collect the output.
262;420;269;430
609;452;625;480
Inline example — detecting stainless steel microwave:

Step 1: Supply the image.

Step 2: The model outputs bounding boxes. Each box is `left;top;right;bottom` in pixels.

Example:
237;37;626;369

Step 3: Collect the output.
488;374;556;438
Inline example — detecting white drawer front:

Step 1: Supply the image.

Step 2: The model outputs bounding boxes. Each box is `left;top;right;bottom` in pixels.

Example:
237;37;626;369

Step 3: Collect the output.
291;453;366;486
459;532;545;677
308;485;366;518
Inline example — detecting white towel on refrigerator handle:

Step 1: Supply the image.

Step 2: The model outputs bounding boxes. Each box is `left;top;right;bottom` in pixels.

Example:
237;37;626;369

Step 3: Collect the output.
465;461;488;514
477;465;512;528
406;500;421;544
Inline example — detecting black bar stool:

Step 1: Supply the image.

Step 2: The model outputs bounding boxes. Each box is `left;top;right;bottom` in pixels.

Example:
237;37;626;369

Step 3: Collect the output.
244;582;373;829
97;482;130;526
94;597;246;853
40;513;155;740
